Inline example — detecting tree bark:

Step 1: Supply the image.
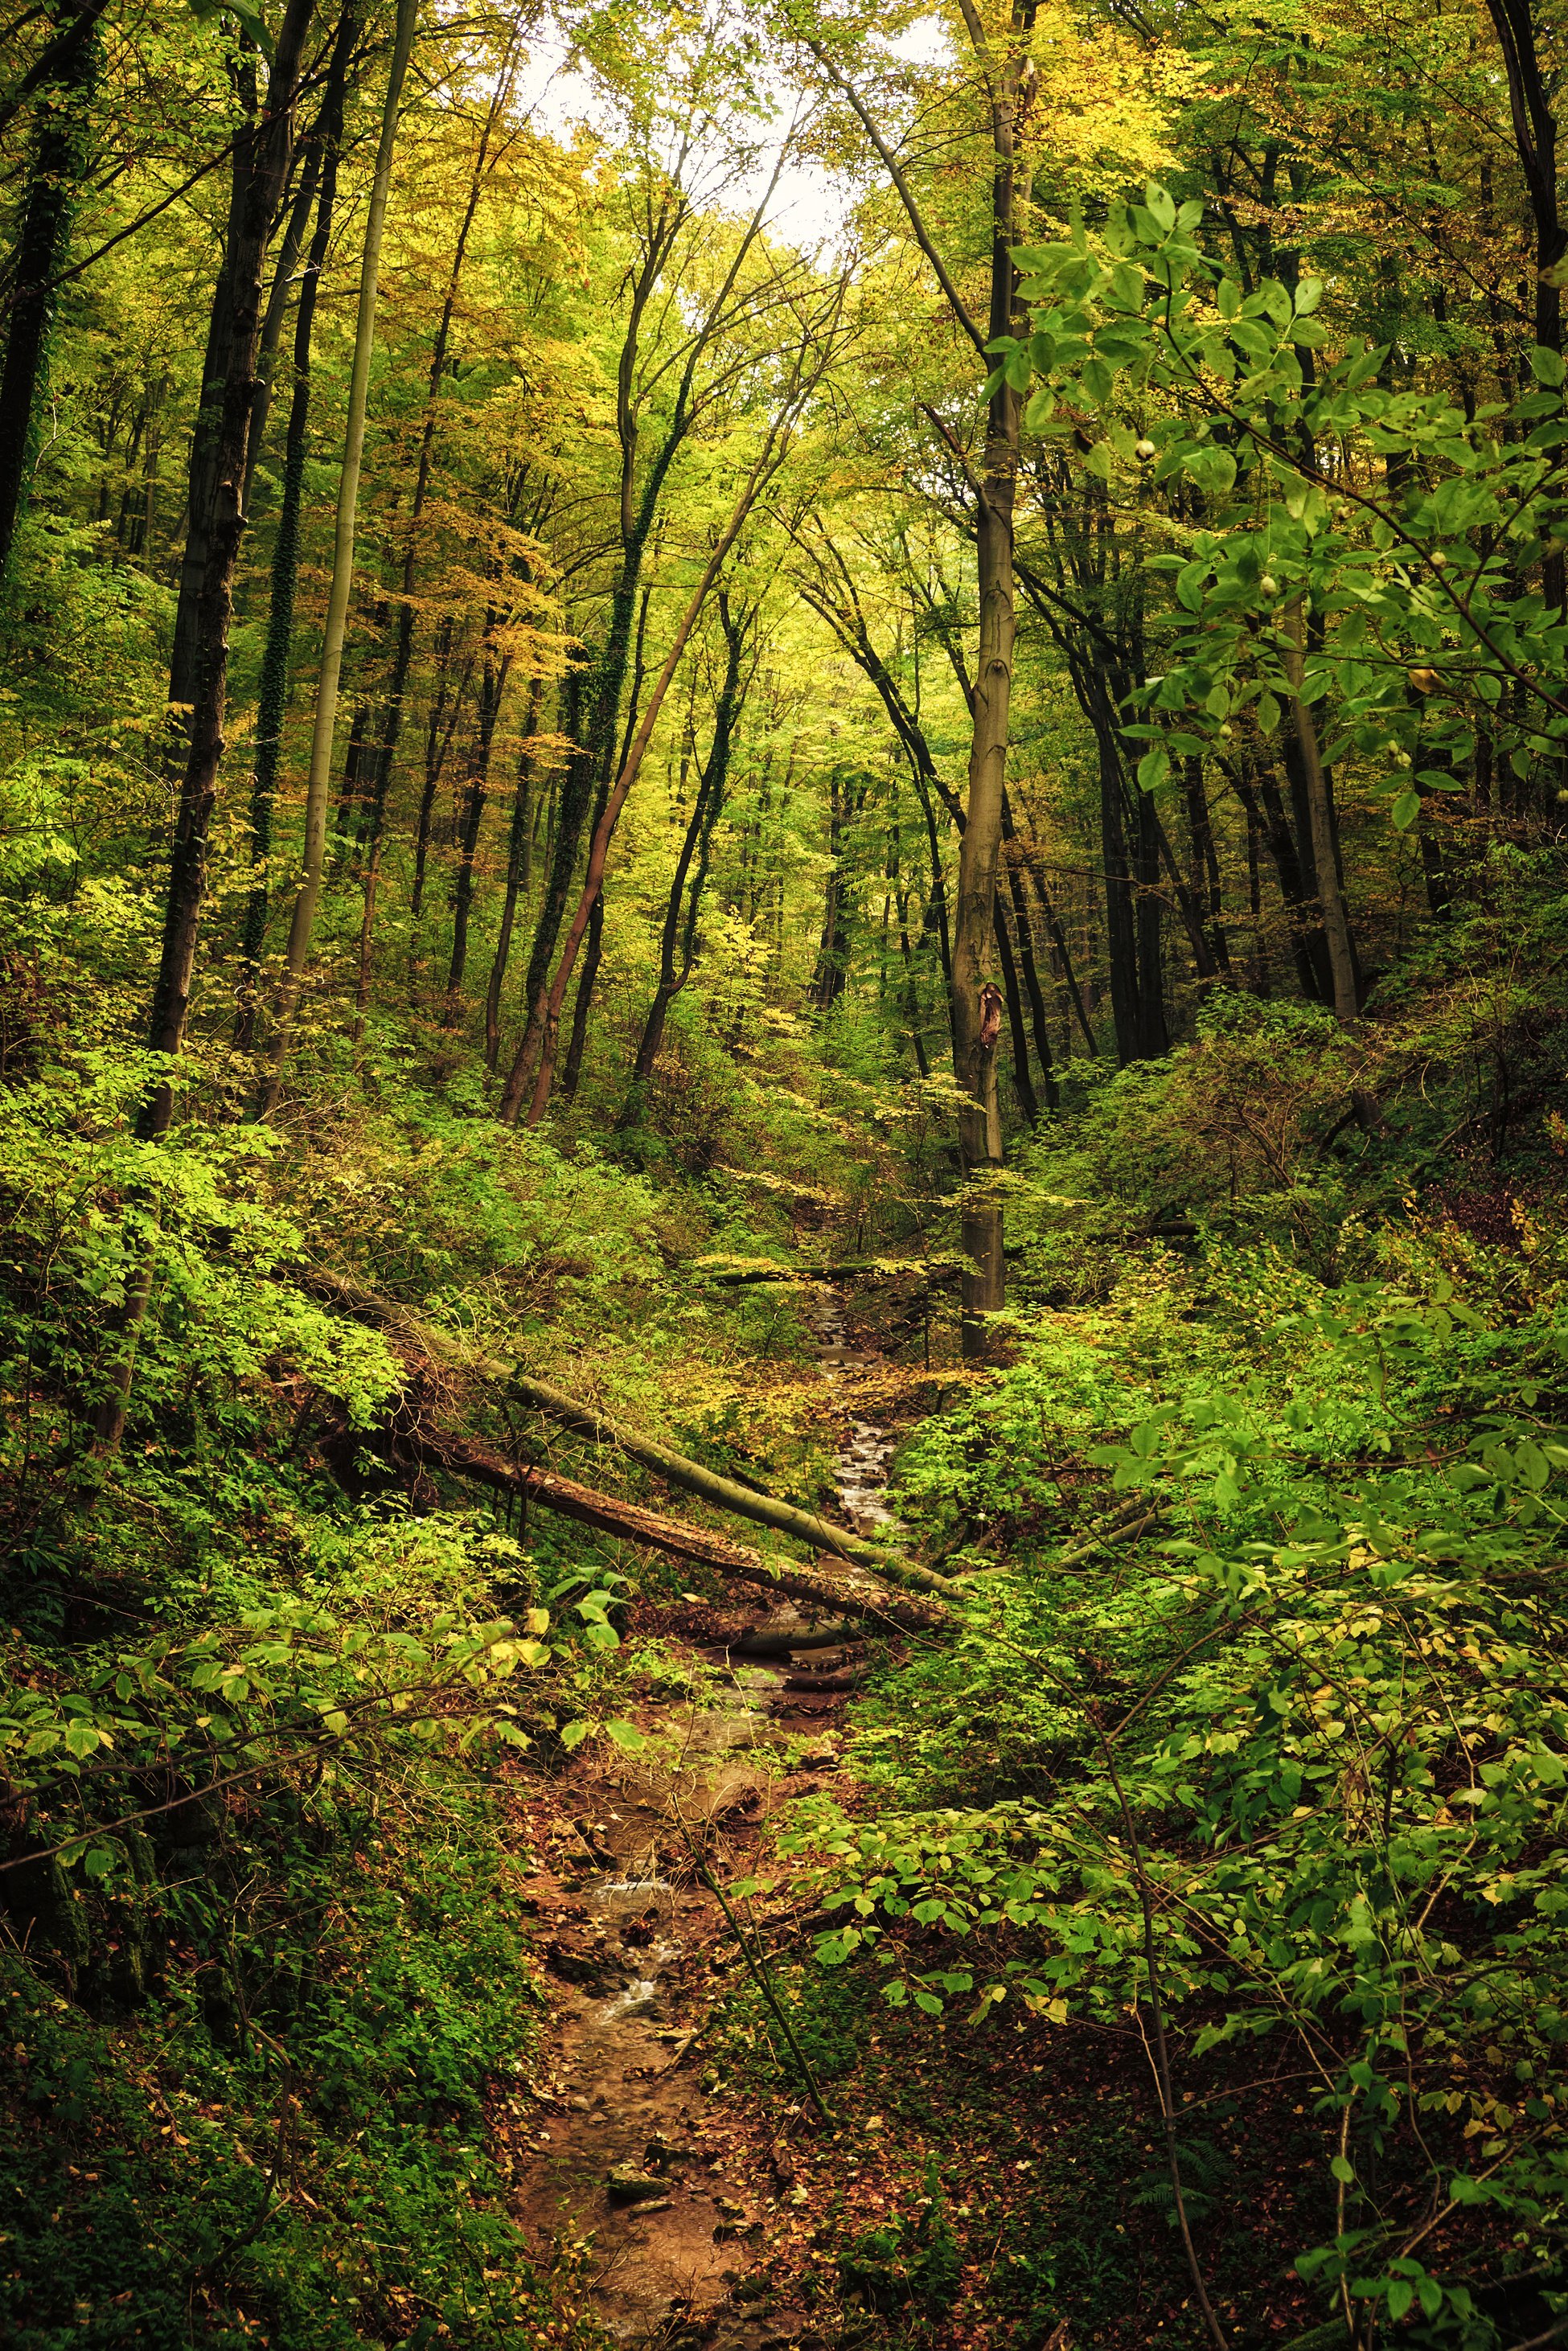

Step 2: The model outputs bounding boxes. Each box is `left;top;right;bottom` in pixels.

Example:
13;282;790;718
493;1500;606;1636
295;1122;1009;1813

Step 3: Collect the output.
138;0;319;1140
1282;600;1359;1024
0;0;101;582
444;634;510;1020
403;1429;950;1634
619;596;747;1120
507;1372;962;1599
235;3;354;1049
518;372;813;1126
485;672;548;1070
261;0;418;1114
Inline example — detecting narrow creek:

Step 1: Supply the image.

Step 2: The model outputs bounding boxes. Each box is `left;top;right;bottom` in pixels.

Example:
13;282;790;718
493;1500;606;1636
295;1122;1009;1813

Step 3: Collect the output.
512;1288;901;2346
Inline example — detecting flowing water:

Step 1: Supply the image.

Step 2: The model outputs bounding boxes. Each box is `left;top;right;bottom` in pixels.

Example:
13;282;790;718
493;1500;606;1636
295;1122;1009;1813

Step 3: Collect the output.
513;1292;900;2345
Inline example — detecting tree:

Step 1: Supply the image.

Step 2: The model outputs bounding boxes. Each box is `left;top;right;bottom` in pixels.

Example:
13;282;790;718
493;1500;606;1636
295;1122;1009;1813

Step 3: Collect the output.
260;0;419;1114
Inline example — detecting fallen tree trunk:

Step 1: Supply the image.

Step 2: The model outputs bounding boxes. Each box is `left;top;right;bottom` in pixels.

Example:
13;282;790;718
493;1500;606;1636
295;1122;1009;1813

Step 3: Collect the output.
699;1258;961;1287
405;1426;954;1636
297;1265;963;1602
507;1370;962;1601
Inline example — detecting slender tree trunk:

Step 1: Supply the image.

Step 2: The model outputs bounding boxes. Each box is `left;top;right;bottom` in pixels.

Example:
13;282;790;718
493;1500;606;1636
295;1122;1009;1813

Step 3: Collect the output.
93;0;318;1455
1282;600;1359;1024
261;0;417;1114
445;640;509;1020
410;618;461;917
1022;854;1098;1055
519;425;795;1127
559;892;602;1104
241;126;324;519
235;10;352;1049
485;672;548;1071
1134;786;1168;1056
618;614;741;1122
359;34;522;931
1005;850;1058;1107
0;0;101;582
139;0;318;1137
496;162;791;1123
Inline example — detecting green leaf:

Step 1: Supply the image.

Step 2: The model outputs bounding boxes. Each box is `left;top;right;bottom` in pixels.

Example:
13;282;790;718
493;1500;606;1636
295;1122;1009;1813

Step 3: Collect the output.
1529;345;1566;388
1391;789;1421;830
1147;183;1177;233
1176;560;1209;612
1386;2280;1414;2321
604;1718;647;1754
1257;690;1281;735
185;0;275;58
1184;445;1237;497
1329;2154;1355;2183
1138;746;1171;790
560;1719;590;1751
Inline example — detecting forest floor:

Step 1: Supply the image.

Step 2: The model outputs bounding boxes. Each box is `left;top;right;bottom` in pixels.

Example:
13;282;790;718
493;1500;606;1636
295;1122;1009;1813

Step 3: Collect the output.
495;1297;893;2349
489;1286;1334;2351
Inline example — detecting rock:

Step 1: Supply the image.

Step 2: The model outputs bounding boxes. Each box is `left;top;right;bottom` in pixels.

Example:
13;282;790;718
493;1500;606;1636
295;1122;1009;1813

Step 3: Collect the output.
645;2134;701;2164
567;2095;591;2112
606;2164;669;2205
731;2275;771;2304
716;2197;749;2217
715;2214;761;2241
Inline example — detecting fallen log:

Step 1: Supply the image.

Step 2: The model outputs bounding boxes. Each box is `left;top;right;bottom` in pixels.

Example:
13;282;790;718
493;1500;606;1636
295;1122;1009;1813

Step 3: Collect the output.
298;1266;963;1604
507;1370;962;1602
404;1426;954;1638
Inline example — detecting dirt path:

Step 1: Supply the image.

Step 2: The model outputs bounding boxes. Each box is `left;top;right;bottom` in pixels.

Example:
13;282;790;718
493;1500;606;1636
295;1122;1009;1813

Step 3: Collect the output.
507;1295;901;2347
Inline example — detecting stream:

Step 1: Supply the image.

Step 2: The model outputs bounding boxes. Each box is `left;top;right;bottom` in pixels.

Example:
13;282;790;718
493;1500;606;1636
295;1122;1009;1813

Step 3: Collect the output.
512;1290;900;2346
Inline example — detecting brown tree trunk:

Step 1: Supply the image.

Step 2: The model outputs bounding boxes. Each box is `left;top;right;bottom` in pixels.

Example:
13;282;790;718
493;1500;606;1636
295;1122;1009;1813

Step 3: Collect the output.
138;0;318;1138
93;0;318;1454
1283;600;1359;1024
485;673;548;1071
445;638;510;1020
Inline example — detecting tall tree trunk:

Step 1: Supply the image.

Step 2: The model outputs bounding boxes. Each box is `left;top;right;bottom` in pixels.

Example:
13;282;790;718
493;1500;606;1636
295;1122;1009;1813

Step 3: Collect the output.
496;159;791;1123
445;639;509;1020
811;769;849;1009
409;617;462;917
519;416;800;1126
94;0;318;1455
241;125;325;519
950;6;1028;1351
1004;849;1058;1108
1282;600;1359;1024
0;0;102;582
1133;785;1168;1057
559;892;602;1105
138;0;319;1139
235;9;352;1050
992;896;1036;1123
261;0;418;1114
359;32;523;927
618;610;743;1123
1020;853;1098;1056
485;672;548;1070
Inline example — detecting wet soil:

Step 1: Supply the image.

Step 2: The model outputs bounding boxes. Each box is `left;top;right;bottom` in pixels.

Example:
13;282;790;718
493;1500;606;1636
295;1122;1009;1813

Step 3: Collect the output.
507;1294;901;2346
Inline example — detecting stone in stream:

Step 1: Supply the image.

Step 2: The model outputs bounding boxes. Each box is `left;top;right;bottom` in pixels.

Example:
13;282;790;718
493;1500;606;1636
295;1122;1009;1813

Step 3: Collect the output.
606;2163;668;2205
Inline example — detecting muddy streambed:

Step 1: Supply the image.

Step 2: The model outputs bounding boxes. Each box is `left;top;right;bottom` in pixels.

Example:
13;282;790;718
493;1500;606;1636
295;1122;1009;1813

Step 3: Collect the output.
512;1295;901;2345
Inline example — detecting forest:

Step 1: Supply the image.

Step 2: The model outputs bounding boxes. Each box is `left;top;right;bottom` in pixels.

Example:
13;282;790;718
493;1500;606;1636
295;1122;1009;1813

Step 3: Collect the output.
3;0;1568;2345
